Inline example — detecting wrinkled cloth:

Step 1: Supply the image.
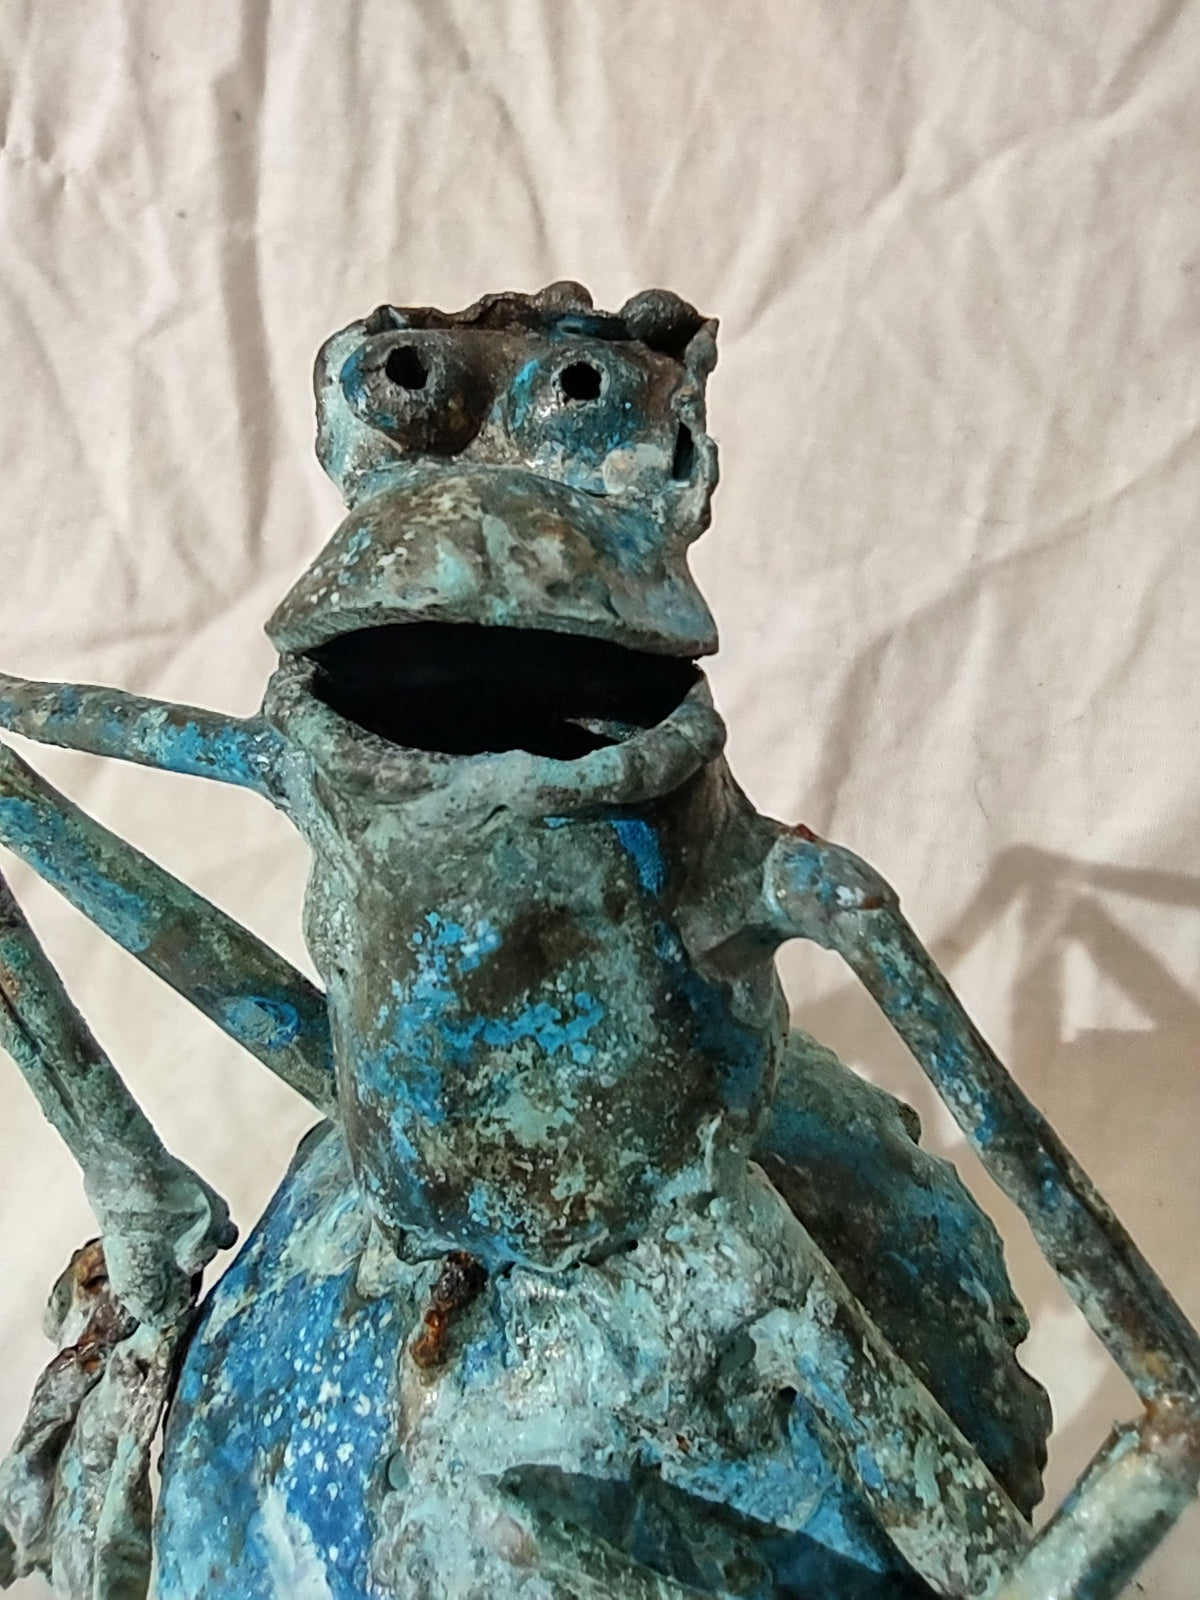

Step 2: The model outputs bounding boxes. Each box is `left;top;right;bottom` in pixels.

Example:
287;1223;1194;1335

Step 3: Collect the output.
0;2;1198;1595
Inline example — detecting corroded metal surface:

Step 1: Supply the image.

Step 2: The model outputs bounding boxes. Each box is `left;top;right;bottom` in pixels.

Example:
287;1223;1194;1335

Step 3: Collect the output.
0;283;1195;1598
154;1118;1029;1599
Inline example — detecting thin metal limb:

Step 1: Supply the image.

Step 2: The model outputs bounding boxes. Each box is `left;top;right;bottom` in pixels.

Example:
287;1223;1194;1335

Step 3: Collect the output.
0;739;336;1114
0;868;234;1327
992;1413;1200;1600
759;823;1200;1599
0;671;285;802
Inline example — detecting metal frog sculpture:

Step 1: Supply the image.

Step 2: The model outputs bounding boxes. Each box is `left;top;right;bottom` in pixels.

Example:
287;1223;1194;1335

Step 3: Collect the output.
0;283;1197;1600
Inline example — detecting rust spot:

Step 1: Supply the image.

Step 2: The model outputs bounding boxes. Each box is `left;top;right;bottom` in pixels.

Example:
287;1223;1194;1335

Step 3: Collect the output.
72;1238;110;1297
54;1239;139;1362
1141;1394;1200;1463
789;822;819;842
409;1251;488;1370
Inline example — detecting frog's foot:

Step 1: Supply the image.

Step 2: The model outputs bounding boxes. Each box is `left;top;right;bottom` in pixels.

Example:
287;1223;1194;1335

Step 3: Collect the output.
87;1160;236;1332
492;1474;712;1600
496;1465;937;1600
0;1239;200;1600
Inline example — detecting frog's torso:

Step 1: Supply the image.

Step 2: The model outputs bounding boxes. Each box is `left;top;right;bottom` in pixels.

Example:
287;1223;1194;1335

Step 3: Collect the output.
156;1025;1049;1600
156;1103;932;1600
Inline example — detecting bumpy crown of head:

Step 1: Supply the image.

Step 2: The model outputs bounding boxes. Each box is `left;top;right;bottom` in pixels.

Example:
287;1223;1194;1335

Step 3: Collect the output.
312;281;720;540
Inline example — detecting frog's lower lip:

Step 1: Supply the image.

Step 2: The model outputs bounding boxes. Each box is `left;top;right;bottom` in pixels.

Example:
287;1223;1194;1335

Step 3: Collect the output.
263;653;726;811
302;620;699;760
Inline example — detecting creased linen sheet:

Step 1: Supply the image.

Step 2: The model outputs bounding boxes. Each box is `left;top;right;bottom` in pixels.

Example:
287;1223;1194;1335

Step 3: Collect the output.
1;2;1199;1593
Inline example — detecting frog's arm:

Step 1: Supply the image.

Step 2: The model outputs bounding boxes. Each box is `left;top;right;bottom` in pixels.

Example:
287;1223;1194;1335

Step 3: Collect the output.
0;671;284;801
0;739;336;1115
755;823;1200;1596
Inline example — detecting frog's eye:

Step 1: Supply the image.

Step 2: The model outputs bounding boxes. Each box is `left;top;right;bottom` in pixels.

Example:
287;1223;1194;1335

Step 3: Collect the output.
505;347;647;469
341;335;489;456
556;361;604;403
384;346;431;392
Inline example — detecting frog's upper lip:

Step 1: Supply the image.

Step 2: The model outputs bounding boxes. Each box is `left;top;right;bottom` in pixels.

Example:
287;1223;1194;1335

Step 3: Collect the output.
265;463;718;660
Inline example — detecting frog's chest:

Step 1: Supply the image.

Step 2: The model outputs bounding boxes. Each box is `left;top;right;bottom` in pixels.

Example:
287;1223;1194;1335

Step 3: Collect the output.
309;810;782;1268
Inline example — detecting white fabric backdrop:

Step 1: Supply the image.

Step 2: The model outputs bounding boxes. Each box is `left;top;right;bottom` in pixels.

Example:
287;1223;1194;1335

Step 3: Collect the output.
1;2;1198;1593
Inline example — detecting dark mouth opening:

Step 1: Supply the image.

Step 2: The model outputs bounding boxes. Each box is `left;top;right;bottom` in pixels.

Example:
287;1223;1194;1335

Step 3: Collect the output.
306;623;700;759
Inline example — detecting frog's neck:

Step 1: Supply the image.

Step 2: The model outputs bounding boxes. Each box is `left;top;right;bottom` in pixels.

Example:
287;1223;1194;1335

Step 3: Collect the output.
289;753;788;1267
263;659;778;982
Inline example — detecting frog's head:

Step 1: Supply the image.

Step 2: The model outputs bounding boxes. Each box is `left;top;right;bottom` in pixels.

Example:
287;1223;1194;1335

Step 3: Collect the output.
264;283;726;797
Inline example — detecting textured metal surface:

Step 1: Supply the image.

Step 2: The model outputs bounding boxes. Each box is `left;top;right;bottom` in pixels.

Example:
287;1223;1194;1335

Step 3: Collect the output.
155;1113;1031;1599
0;284;1195;1598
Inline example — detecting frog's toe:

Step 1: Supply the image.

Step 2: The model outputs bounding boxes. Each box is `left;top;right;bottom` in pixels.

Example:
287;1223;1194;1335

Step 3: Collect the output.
46;1330;169;1600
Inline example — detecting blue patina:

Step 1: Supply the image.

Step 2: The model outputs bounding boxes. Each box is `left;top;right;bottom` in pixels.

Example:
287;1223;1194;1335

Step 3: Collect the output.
0;796;155;954
156;1129;394;1600
609;816;665;895
8;284;1192;1600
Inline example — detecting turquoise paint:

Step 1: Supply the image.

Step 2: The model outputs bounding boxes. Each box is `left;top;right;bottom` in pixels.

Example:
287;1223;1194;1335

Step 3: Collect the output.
507;356;539;430
0;797;154;953
609;816;665;895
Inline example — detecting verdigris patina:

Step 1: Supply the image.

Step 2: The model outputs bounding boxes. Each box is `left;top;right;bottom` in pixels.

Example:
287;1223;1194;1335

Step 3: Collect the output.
0;283;1197;1599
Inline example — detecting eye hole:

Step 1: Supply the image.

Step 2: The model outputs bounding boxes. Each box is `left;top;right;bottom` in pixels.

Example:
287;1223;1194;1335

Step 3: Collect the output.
385;346;429;390
671;423;696;481
558;361;603;403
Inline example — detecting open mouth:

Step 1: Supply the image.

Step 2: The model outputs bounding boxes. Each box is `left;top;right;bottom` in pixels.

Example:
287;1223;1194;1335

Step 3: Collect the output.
305;622;700;760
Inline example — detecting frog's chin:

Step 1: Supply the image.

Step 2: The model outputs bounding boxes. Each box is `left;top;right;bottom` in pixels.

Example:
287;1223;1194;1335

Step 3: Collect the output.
261;646;726;815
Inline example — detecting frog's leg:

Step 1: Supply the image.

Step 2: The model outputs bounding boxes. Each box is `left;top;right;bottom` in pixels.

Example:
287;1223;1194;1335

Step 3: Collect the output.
0;671;284;799
0;1239;175;1600
758;823;1200;1600
0;867;235;1324
753;1027;1051;1520
0;739;336;1114
0;871;238;1597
